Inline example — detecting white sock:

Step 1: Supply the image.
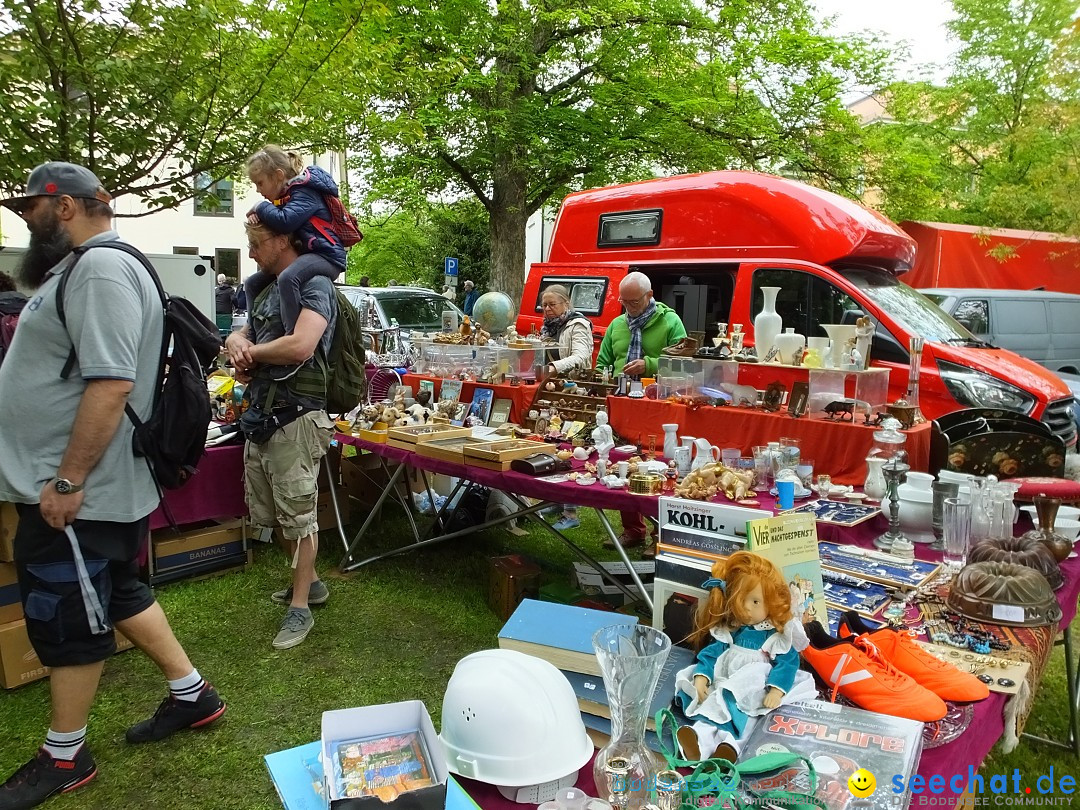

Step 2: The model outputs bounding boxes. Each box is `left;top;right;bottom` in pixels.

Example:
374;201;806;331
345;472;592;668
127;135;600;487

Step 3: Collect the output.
169;669;206;703
43;727;86;761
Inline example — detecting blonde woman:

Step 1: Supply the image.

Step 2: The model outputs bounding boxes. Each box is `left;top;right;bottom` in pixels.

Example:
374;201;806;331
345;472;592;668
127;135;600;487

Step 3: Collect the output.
540;284;593;376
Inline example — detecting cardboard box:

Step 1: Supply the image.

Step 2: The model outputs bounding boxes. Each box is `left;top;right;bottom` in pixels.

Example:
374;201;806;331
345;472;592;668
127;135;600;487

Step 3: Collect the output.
487;554;541;620
340;453;397;507
572;561;654;606
0;620;134;689
0;502;17;562
152;519;246;573
0;562;21;625
321;700;449;810
318;488;351;532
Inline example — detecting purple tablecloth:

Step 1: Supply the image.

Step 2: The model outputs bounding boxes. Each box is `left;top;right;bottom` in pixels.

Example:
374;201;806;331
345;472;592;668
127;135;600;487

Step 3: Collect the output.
339;434;1080;798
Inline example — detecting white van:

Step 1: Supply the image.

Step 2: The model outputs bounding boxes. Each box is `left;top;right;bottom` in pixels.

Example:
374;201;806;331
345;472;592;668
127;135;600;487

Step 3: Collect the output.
923;288;1080;375
0;246;215;322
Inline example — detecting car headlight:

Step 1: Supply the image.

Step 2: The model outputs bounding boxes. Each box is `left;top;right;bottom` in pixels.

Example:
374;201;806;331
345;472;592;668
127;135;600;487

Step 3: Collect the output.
937;360;1036;414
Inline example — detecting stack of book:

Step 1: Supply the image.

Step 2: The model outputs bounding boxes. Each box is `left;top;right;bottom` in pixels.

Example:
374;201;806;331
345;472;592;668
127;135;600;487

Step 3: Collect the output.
497;599;688;750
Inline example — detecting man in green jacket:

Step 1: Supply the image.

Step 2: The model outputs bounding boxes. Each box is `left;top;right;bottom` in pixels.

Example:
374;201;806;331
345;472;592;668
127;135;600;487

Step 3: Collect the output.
596;271;686;377
595;271;686;551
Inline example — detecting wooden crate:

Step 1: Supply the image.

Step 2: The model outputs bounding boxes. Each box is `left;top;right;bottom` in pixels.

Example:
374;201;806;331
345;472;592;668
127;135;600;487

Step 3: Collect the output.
386;424;472;450
464;439;557;471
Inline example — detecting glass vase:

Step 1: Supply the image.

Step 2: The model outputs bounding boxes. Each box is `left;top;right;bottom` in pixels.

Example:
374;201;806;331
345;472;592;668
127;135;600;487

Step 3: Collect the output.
592;624;672;810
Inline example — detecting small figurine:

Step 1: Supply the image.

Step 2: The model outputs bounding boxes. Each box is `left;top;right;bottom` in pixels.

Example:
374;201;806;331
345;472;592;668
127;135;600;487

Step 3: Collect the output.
855;316;874;370
591;409;615;461
673;552;816;762
547;410;563;437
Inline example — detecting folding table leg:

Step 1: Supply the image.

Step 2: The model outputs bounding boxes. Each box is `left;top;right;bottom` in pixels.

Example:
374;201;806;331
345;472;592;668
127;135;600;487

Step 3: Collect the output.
593;508;654;613
338;461;409;568
1020;623;1080;757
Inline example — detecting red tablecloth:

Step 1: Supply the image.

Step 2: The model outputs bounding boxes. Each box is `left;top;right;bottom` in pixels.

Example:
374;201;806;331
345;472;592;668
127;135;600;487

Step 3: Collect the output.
401;374;539;425
606;397;931;486
149;444;247;530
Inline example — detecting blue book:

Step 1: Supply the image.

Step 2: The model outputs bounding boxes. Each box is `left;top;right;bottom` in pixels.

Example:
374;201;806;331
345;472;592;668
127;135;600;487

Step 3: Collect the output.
264;741;325;810
560;643;694;730
497;599;637;676
468;387;495;425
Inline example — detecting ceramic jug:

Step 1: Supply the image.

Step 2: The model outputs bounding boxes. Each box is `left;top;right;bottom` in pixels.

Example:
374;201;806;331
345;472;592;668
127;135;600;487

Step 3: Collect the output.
863;456;888;501
691;439;720;471
753;286;782;361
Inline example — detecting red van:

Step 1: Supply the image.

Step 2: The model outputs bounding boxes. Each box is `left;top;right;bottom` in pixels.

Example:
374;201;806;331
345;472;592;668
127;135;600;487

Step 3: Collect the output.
517;171;1076;447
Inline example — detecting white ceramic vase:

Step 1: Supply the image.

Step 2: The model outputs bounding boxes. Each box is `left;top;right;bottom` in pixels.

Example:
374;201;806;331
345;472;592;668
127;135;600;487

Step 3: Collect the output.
754;286;783;361
822;324;857;369
662;423;679;459
775;328;805;365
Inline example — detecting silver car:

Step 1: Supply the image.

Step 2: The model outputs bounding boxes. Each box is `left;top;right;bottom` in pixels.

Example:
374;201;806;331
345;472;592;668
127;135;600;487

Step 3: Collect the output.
337;284;464;348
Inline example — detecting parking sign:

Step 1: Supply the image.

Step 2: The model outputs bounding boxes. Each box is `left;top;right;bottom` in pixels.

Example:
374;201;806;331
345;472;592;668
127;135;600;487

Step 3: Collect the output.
444;257;458;276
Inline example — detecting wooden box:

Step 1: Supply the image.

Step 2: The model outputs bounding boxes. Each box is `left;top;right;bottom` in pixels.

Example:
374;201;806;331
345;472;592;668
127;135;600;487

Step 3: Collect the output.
415;436;497;464
464;439;557;471
487;554;541;620
355;428;389;444
387;424;472;451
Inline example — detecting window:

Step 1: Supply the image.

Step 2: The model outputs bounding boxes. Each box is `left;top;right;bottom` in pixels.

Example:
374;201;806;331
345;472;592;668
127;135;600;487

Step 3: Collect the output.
952;299;989;334
597;209;662;247
215;248;240;281
173;246;199;255
194;173;234;217
751;267;909;363
533;276;609;316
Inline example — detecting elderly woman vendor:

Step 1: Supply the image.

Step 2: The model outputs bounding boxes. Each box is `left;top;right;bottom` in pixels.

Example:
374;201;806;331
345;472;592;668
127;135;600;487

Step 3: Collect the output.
540;284;593;376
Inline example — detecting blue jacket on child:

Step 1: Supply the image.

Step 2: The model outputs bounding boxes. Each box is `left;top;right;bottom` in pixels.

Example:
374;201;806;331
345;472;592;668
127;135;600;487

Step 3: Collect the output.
254;165;347;270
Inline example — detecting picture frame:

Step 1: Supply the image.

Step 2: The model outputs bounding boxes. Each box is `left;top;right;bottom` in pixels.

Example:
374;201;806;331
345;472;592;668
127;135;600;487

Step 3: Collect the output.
761;380;786;412
788;381;809;418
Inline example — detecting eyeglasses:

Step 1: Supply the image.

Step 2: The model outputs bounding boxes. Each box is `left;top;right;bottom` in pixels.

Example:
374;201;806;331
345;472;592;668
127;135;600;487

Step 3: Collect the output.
618;294;647;307
247;237;273;250
541;300;562;310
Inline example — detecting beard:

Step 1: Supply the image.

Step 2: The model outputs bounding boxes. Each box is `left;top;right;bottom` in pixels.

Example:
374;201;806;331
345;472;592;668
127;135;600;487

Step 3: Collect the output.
16;206;73;289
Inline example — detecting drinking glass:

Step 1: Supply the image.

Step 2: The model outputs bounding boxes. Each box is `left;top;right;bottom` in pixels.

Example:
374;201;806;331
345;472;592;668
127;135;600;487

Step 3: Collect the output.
752;446;771;491
816;474;832;500
796;458;814;490
779;436;801;469
943;497;972;570
721;447;740;468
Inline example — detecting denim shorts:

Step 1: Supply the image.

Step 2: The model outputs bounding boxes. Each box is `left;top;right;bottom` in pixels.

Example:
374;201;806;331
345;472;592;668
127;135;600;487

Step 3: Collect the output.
14;506;154;667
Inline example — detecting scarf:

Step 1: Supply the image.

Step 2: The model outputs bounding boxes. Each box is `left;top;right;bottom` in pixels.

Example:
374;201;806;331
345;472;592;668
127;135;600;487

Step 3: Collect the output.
542;309;581;340
625;299;657;365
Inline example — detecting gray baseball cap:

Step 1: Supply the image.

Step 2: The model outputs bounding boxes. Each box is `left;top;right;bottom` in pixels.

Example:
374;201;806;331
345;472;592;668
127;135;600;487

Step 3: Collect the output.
1;162;113;215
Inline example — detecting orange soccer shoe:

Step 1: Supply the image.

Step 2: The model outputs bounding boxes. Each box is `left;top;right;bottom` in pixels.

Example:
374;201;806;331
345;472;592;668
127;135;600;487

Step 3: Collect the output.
802;621;948;723
838;612;990;703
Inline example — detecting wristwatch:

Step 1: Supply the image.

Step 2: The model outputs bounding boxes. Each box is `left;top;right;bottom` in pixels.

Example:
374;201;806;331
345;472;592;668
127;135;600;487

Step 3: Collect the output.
53;477;84;495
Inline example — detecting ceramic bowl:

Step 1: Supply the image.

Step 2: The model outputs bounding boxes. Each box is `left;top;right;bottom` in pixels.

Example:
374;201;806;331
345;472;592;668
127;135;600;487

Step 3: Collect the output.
1054;518;1080;541
904;471;935;490
1020;505;1080;526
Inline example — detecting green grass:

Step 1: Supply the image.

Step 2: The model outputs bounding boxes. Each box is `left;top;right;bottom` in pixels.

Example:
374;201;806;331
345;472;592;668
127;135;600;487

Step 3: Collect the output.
0;507;1074;808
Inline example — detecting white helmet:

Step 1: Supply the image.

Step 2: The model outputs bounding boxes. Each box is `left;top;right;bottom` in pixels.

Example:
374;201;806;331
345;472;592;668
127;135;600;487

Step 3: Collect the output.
439;649;593;796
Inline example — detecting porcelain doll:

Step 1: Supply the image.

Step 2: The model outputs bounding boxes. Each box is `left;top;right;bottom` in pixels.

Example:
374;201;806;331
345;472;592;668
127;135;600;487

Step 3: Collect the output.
674;551;816;762
591;409;615;461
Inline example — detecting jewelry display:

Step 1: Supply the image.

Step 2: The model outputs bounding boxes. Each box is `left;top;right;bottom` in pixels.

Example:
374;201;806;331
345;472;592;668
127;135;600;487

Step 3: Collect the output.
818;542;939;589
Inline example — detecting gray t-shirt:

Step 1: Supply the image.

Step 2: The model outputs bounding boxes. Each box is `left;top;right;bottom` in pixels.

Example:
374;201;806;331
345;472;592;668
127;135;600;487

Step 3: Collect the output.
0;231;163;521
247;274;336;411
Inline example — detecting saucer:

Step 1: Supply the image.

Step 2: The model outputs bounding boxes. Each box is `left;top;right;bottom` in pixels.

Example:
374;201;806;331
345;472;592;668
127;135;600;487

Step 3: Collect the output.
770;485;813;500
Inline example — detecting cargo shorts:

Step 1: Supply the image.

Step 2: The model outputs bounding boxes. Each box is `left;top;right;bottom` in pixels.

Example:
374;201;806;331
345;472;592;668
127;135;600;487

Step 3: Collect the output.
244;410;335;541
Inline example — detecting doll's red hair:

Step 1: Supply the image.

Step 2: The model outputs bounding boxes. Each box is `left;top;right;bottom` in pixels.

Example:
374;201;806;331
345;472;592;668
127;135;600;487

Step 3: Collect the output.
688;551;793;649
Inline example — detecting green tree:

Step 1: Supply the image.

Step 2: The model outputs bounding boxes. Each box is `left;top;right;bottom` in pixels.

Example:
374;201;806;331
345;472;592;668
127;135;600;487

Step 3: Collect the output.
345;0;885;302
867;0;1080;236
348;200;491;293
0;0;378;212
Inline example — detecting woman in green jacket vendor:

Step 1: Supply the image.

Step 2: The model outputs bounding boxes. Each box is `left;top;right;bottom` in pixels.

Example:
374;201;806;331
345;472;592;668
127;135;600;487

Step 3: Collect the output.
595;272;687;378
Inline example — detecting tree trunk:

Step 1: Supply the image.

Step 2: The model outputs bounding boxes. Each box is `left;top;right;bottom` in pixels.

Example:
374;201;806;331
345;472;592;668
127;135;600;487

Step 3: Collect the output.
489;161;530;306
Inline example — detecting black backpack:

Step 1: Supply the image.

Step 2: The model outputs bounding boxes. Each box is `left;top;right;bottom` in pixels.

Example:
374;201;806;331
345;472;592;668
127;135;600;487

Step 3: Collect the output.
56;241;222;495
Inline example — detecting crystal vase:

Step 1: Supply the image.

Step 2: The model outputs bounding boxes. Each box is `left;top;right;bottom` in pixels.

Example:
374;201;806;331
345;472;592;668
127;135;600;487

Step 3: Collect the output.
592;624;672;810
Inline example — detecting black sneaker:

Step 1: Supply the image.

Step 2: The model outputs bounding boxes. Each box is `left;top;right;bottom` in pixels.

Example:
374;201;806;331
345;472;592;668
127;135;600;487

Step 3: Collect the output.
125;684;227;744
0;746;97;810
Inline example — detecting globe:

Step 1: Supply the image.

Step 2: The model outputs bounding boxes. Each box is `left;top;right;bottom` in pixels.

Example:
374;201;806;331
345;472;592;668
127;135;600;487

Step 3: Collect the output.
471;291;516;335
